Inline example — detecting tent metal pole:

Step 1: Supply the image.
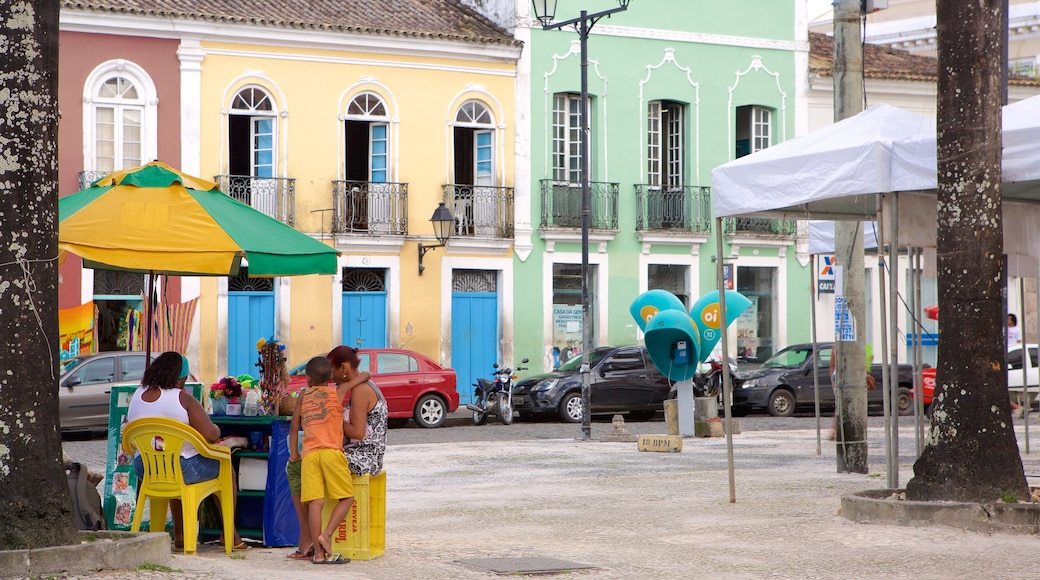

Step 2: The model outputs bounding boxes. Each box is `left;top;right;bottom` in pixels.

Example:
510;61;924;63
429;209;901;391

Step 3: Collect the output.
811;253;821;455
716;216;736;503
888;194;901;488
877;197;894;487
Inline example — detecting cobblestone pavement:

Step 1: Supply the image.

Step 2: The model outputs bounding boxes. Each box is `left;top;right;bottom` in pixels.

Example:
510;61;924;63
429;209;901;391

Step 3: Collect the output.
50;413;1040;579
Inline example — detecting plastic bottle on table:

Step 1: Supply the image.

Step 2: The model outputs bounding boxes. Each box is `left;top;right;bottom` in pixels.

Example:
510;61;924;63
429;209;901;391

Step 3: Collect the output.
244;389;259;416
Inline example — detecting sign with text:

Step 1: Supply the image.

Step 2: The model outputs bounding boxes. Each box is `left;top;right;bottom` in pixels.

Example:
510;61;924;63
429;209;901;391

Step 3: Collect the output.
834;296;855;341
817;255;835;294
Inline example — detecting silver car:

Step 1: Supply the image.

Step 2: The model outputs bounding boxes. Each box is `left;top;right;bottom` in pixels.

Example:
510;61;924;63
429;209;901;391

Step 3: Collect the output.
59;352;154;430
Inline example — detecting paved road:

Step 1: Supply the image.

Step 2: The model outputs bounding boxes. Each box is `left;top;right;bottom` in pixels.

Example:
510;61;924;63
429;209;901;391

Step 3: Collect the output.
62;411;928;478
53;413;1040;579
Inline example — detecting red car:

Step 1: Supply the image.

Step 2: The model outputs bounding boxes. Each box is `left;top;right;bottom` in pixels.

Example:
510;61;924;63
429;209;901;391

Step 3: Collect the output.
288;348;459;428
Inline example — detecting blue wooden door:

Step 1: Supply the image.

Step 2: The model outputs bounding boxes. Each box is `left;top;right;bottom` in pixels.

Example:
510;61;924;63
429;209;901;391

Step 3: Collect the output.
451;292;497;405
228;291;275;378
341;291;387;349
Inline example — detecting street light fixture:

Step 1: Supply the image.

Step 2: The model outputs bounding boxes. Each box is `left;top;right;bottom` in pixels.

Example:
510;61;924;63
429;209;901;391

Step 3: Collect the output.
418;202;454;275
531;0;632;440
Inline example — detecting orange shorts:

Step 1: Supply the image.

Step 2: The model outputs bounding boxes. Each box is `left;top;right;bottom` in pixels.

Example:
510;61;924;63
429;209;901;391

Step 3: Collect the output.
301;448;353;503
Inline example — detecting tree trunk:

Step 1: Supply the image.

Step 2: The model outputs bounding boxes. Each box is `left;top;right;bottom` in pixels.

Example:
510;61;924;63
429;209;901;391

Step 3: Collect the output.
0;0;80;549
905;0;1028;502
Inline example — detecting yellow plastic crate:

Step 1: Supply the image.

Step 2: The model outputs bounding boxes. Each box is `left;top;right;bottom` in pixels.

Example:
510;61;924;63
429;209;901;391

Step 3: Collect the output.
321;471;386;560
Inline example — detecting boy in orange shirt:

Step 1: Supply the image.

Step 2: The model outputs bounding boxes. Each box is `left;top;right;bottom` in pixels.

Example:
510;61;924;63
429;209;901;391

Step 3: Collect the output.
289;356;353;564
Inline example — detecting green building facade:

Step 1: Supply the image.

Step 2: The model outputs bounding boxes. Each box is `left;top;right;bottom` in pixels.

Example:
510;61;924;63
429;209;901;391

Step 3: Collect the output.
510;0;812;372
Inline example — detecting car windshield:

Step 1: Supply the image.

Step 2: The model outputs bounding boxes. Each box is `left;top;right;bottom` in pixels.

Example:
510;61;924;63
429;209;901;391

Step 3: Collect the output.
760;346;813;369
557;349;610;372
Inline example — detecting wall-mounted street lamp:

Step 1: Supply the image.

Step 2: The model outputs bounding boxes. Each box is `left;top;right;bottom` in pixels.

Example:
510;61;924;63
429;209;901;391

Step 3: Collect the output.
418;202;454;275
531;0;632;440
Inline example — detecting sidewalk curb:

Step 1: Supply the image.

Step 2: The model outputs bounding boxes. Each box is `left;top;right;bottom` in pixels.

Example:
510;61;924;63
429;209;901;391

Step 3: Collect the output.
842;489;1040;534
0;531;170;578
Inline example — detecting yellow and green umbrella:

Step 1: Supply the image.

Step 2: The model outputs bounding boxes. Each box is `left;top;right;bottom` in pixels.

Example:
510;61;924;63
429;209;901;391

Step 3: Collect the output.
59;161;338;276
59;161;339;357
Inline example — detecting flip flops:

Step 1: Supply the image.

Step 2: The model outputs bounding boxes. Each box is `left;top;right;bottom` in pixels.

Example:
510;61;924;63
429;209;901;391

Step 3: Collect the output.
232;541;251;552
287;549;313;561
312;553;349;565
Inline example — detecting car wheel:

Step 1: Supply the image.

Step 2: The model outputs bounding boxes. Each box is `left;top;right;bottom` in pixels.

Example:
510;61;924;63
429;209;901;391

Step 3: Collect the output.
897;387;913;416
496;393;514;425
558;392;582;423
767;389;796;417
387;418;409;429
627;410;656;422
413;394;446;428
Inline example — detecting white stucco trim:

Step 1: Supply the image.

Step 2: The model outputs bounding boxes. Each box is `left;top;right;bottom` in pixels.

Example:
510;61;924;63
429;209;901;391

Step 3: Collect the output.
60;11;522;64
731;254;788;358
513;24;534;262
218;76;289;177
81;59;159;172
541;250;609;359
638;48;701;184
333;254;402;349
438;256;515;368
337;80;400;182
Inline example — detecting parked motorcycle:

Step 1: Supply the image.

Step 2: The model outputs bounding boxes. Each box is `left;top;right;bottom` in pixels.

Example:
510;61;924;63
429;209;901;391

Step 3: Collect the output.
467;358;529;425
693;356;740;399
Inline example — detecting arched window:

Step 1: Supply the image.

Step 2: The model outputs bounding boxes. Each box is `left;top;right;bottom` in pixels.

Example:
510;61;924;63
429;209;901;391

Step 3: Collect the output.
229;86;277;179
453;100;495;186
344;92;390;183
82;60;157;183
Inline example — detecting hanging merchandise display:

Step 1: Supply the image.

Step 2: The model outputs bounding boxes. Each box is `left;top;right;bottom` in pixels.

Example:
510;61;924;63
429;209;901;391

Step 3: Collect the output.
257;338;290;415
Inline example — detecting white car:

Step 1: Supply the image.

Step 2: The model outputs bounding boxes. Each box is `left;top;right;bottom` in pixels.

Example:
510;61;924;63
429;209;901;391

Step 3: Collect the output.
1008;343;1038;395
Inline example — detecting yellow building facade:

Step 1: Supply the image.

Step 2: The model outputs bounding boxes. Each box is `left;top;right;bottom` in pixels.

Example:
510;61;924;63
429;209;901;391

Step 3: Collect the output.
182;19;521;385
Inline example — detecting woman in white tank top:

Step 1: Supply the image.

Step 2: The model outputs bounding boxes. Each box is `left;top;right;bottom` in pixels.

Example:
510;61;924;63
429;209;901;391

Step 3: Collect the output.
126;351;246;550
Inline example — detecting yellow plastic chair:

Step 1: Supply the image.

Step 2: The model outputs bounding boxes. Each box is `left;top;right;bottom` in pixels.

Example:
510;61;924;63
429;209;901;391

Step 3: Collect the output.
122;417;235;555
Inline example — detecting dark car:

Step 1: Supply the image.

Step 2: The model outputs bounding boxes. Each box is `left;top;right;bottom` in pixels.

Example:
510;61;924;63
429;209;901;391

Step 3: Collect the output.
59;351;157;430
288;348;459;428
731;342;917;417
512;345;671;422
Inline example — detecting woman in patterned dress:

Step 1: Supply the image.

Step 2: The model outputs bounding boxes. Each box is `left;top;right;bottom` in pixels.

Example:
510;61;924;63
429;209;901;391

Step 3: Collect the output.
328;346;387;475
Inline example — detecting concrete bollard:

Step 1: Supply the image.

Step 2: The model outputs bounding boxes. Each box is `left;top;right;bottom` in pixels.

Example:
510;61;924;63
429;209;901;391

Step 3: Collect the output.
694;397;718;421
664;399;679;436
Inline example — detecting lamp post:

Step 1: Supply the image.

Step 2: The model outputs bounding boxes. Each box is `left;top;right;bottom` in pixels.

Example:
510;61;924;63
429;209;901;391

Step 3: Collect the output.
418;202;454;275
531;0;631;440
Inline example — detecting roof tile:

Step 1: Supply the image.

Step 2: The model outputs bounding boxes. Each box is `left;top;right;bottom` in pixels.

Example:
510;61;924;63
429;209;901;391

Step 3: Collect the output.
62;0;518;45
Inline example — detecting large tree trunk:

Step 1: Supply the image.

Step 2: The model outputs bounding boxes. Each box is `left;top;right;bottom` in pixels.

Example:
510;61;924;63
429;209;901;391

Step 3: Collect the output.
0;0;80;549
905;0;1028;501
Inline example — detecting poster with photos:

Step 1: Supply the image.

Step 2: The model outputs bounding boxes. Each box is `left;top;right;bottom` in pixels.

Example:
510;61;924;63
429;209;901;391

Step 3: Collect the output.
102;382;203;531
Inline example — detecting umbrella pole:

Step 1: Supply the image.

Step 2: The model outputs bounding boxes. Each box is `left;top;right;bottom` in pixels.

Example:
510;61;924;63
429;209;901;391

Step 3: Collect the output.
144;271;156;368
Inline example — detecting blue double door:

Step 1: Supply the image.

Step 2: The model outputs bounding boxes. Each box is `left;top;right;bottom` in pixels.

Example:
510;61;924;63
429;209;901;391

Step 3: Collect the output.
228;291;275;378
342;291;387;349
451;291;498;406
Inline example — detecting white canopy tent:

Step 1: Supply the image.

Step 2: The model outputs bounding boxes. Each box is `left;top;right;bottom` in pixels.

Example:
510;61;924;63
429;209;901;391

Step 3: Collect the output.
712;103;935;220
711;96;1040;482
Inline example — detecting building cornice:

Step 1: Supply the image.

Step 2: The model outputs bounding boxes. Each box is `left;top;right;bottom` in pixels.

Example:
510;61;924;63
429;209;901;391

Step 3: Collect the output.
60;10;523;64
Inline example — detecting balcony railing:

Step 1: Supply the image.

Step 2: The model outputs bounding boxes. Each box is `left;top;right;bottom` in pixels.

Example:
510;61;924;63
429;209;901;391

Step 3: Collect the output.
214;175;296;226
723;217;797;236
77;170;110;190
442;184;515;238
539;180;619;229
331;180;408;235
634;185;712;233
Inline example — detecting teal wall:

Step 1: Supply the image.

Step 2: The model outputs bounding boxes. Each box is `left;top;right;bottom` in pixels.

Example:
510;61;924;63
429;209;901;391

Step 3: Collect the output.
516;0;806;370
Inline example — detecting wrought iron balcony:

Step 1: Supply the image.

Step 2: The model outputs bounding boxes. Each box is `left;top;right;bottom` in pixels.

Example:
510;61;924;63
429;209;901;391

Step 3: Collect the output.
77;170;110;190
331;180;408;235
723;217;797;236
539;180;619;229
214;175;296;226
442;184;515;238
634;185;712;233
